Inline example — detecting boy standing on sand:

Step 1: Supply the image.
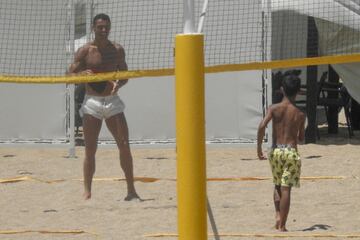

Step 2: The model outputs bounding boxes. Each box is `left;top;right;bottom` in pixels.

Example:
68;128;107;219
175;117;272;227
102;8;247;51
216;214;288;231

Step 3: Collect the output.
257;74;306;231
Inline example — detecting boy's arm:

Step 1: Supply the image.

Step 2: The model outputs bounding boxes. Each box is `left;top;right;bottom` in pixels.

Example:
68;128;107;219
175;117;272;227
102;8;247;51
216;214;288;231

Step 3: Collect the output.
257;107;273;160
298;113;306;142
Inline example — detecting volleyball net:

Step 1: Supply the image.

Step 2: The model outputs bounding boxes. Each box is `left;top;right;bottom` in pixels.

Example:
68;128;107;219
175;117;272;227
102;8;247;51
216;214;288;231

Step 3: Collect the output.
1;0;360;83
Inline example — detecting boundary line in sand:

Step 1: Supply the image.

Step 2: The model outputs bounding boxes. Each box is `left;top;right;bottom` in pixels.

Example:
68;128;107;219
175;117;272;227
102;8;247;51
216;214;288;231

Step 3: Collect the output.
143;232;360;238
0;229;98;238
0;176;349;184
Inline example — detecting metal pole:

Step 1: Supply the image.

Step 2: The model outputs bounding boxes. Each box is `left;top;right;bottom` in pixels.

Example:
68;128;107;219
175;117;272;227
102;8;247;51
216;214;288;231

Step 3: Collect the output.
86;0;94;41
67;0;76;158
183;0;196;33
175;33;207;240
262;0;273;147
197;0;209;33
176;2;207;238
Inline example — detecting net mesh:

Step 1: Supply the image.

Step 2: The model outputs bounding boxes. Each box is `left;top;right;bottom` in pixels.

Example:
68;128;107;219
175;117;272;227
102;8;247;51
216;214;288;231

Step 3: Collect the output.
0;0;69;76
1;0;360;82
203;0;263;66
94;0;183;70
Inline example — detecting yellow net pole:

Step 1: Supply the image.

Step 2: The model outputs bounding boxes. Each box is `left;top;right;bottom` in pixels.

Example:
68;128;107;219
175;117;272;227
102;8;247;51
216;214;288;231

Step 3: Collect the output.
175;33;207;240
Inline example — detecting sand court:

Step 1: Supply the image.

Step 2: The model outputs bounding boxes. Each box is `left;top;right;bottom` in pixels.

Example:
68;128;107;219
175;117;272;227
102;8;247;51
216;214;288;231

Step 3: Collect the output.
0;131;360;240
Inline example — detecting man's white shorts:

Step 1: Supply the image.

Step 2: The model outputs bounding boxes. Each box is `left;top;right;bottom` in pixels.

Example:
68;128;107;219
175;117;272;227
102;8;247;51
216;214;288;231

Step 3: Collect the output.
80;94;125;120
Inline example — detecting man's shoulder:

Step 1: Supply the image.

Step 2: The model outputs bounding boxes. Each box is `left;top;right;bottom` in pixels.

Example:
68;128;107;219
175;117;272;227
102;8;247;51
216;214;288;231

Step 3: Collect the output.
111;41;124;51
76;43;92;55
80;42;93;49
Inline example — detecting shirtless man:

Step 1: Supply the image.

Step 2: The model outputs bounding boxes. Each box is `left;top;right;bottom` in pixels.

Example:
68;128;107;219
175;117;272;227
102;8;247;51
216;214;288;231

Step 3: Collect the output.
69;13;139;201
257;74;306;231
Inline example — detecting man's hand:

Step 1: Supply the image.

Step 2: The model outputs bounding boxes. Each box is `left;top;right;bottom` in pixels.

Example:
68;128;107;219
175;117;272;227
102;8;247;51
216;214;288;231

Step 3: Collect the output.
110;81;120;95
257;148;267;160
80;69;95;75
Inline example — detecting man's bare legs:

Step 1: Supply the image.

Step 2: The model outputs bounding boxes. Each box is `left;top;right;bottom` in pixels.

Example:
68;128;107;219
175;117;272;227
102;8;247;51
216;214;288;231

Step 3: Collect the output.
273;186;281;230
106;113;139;201
82;114;103;200
279;186;291;231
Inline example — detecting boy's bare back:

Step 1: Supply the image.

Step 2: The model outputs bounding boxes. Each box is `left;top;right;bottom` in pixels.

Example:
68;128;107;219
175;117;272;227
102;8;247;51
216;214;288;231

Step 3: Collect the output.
257;74;305;160
271;100;305;148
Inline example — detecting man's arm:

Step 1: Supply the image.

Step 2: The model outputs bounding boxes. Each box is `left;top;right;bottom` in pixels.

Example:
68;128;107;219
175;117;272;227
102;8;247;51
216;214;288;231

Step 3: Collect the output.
111;45;128;94
257;107;273;160
116;46;128;87
68;46;88;75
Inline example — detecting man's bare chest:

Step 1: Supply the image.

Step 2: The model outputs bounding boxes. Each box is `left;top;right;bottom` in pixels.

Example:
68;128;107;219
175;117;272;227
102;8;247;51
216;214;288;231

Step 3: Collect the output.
85;48;118;70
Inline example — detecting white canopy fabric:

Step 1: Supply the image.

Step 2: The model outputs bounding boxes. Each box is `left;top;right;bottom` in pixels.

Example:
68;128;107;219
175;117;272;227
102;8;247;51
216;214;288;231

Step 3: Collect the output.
272;0;360;102
272;0;360;31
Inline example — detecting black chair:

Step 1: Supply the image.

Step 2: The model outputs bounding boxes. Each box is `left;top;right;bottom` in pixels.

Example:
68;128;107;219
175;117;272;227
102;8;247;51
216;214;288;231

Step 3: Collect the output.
294;72;329;140
317;73;353;137
295;71;328;106
351;98;360;130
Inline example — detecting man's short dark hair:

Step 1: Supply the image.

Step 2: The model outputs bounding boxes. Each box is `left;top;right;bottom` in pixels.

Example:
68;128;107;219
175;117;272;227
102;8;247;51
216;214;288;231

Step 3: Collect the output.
93;13;111;25
282;74;301;97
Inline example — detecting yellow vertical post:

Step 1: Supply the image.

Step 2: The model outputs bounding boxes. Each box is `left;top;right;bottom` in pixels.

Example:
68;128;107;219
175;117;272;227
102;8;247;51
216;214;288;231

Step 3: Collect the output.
175;33;207;240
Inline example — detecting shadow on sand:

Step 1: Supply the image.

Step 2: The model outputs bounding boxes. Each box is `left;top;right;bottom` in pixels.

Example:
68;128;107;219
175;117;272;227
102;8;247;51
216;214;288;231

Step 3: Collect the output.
302;224;332;231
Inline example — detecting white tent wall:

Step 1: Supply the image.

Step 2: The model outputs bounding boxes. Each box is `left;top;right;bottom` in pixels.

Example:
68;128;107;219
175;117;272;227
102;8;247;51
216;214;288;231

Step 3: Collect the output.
91;1;266;144
273;0;360;103
0;1;70;142
331;63;360;103
95;73;265;144
117;76;176;143
3;1;360;145
271;11;329;98
111;70;264;144
0;1;266;145
271;11;309;86
316;18;360;103
0;84;67;140
205;71;264;141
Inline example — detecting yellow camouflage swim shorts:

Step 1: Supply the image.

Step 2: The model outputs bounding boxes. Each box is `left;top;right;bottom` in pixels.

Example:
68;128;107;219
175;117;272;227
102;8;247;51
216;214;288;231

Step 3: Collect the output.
268;147;301;187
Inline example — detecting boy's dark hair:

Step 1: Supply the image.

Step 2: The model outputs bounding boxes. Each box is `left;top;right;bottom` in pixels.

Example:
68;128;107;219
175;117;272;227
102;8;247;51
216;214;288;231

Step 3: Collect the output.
283;69;301;77
93;13;111;25
282;74;301;97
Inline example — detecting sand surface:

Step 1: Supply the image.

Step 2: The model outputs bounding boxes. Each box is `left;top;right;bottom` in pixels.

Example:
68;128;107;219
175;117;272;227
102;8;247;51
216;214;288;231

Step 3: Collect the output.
0;127;360;240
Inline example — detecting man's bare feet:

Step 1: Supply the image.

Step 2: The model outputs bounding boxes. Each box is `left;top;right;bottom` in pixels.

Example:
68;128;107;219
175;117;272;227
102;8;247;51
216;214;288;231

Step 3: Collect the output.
279;227;288;232
83;191;91;200
124;192;141;201
274;220;280;230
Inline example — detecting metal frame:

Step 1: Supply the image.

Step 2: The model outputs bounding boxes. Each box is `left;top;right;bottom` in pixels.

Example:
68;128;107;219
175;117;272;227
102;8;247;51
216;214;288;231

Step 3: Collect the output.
262;0;273;148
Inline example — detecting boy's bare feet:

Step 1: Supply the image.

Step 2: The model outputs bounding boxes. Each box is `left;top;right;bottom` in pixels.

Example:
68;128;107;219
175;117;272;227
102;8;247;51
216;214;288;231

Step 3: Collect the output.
83;191;91;200
124;192;141;201
274;214;280;229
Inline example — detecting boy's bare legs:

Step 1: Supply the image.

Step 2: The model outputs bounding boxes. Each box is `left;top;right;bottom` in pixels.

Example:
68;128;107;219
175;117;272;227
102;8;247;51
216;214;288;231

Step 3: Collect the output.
82;115;103;200
106;113;139;201
279;186;291;231
273;185;281;229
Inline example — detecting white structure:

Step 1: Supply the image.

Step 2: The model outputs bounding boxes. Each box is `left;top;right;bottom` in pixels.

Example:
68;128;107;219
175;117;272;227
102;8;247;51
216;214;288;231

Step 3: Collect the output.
0;1;69;144
76;1;268;145
273;0;360;103
0;0;272;150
